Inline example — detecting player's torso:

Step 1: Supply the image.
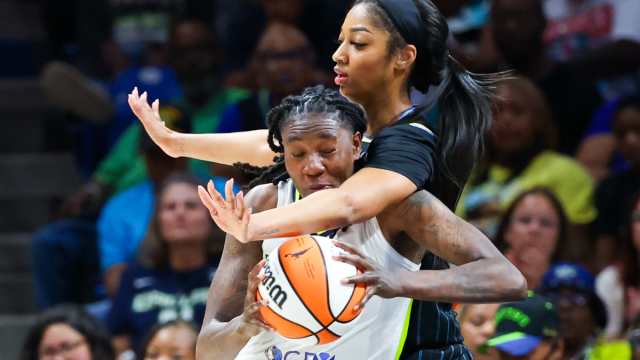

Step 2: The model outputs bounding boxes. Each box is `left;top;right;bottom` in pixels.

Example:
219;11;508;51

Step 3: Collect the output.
236;179;420;360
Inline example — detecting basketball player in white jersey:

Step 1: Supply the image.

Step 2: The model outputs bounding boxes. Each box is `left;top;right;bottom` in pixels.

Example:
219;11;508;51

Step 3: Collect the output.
196;87;526;359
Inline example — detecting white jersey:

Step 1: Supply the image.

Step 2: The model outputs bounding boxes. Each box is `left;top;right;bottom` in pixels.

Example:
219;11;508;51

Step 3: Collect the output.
235;179;420;360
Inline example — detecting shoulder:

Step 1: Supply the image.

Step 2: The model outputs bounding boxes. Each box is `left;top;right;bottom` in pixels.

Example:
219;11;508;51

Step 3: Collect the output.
244;183;278;212
531;151;592;178
373;122;437;143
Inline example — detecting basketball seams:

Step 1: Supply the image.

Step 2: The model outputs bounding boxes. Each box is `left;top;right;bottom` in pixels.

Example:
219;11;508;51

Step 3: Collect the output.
277;238;327;331
257;291;315;339
312;236;335;320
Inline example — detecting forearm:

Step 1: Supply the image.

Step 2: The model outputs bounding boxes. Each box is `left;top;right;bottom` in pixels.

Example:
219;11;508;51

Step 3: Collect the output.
248;189;358;240
175;130;275;166
196;317;254;360
399;257;526;303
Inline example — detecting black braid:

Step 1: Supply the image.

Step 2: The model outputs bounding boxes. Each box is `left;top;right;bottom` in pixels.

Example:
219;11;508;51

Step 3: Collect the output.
235;85;367;190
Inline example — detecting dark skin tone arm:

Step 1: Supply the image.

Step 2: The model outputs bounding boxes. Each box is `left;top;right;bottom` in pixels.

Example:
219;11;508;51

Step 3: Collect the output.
195;184;276;360
336;190;528;307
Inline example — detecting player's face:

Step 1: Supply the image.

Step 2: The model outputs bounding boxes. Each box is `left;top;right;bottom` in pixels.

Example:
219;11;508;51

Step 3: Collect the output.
158;182;213;246
282;115;361;198
332;3;397;106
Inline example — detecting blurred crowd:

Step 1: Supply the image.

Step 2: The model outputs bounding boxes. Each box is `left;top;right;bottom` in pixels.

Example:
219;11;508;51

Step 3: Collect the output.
21;0;640;359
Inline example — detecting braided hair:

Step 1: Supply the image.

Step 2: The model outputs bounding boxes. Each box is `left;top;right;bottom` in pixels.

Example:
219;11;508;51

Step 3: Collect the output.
235;85;367;190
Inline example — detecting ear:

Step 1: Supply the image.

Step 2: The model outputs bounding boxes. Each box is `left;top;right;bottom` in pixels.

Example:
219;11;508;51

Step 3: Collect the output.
395;44;417;71
352;132;363;160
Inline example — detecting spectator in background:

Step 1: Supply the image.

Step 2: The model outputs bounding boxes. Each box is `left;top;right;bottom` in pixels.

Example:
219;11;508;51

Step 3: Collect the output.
90;19;247;198
596;193;640;338
459;303;500;359
457;77;596;259
484;293;564;360
108;174;221;355
99;120;189;299
593;98;640;270
543;0;640;102
138;320;198;360
20;305;114;360
539;263;632;360
493;188;567;290
214;22;330;183
490;0;603;155
31;103;189;310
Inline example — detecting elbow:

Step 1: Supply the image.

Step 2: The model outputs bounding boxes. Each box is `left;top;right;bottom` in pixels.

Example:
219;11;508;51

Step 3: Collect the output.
504;262;528;301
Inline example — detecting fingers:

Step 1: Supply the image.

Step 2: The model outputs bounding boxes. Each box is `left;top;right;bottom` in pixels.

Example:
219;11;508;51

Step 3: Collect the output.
355;287;377;311
234;191;245;219
332;240;365;258
197;186;217;217
333;252;374;271
207;180;227;209
152;99;160;117
225;178;235;209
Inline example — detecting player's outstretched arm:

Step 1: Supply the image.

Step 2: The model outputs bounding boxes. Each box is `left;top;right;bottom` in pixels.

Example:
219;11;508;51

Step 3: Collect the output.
128;87;275;166
203;168;417;243
395;191;527;303
196;185;277;360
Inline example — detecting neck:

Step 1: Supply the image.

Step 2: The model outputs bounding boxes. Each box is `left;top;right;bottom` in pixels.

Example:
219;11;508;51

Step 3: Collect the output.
168;242;207;271
361;90;413;135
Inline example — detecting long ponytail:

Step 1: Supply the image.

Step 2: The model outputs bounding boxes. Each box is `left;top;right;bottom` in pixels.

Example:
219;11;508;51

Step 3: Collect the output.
435;57;503;191
358;0;506;206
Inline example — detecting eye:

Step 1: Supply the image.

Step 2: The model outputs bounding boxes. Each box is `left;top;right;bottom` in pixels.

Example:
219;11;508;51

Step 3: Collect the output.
350;41;366;49
291;152;305;159
321;148;336;155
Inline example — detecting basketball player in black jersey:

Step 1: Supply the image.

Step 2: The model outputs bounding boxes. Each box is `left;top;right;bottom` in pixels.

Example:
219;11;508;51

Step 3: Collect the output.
129;1;508;358
196;87;525;359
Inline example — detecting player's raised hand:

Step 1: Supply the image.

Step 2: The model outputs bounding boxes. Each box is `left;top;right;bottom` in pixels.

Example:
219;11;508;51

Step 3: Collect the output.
332;240;406;310
127;87;182;158
198;178;252;243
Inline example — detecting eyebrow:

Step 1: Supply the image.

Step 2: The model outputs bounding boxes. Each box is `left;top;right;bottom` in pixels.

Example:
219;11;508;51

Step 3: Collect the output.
286;131;338;143
349;26;372;34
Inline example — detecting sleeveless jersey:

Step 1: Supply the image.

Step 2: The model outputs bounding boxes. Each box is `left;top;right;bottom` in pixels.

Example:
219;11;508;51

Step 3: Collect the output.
235;179;421;360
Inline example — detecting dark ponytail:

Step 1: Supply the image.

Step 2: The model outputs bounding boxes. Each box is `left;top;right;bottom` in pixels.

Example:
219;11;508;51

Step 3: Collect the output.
434;56;501;192
357;0;506;205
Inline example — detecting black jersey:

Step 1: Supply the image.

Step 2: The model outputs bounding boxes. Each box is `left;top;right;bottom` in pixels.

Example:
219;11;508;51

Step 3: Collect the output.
362;106;471;359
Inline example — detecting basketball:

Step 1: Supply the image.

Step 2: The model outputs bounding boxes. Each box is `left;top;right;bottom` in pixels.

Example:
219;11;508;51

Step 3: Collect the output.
257;235;367;345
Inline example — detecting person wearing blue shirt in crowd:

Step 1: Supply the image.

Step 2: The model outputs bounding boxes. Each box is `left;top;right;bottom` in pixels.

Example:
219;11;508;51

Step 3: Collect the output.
108;174;222;355
99;130;189;298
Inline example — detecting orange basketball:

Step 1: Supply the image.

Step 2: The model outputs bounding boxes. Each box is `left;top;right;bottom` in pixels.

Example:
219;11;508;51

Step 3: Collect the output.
257;235;367;345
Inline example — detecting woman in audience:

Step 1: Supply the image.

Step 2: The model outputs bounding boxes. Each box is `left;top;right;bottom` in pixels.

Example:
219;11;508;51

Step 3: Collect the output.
494;188;567;290
138;320;198;360
107;174;221;355
596;192;640;339
459;303;500;360
20;305;114;360
457;76;596;256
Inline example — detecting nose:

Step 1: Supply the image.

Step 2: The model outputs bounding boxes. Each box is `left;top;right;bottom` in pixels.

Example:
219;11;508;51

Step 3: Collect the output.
332;42;347;65
303;154;325;177
480;321;496;338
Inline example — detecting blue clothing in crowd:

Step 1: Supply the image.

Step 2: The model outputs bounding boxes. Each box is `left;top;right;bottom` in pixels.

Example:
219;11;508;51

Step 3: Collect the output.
108;262;217;351
98;181;155;272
